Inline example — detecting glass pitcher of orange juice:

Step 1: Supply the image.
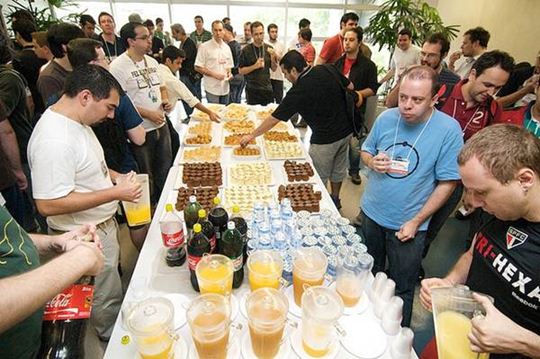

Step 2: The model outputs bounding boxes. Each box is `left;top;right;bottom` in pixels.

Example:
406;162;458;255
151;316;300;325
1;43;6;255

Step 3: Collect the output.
187;293;231;359
246;287;289;359
126;297;176;359
119;173;151;226
292;247;328;307
195;254;234;296
247;250;283;291
431;286;492;359
301;286;343;357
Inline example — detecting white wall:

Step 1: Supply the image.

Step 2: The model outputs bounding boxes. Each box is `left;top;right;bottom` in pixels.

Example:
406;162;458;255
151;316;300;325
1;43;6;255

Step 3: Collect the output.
435;0;539;64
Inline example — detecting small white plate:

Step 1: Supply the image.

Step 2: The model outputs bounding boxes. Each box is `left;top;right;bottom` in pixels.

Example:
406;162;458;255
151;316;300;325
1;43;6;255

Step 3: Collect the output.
328;283;370;316
290;326;341;359
339;314;387;359
240;327;292;359
137;335;188;359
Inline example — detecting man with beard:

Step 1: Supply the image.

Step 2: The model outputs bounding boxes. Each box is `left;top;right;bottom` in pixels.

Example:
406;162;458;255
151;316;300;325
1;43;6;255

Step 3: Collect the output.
448;27;490;79
267;23;286;103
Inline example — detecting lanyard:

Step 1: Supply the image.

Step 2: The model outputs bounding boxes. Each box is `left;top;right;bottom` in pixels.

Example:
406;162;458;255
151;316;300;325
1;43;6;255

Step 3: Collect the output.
129;54;153;88
391;109;434;161
102;35;117;62
452;98;482;137
298;66;313;81
253;44;265;59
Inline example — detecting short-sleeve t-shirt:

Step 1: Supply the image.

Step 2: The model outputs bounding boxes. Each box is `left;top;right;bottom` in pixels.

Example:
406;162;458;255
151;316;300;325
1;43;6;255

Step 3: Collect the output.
439;79;503;141
37;60;70;106
239;43;273;92
0;66;33;164
98;34;127;64
319;34;344;64
194;39;234;96
390;46;421;83
467;215;540;359
272;65;353;144
361;108;463;231
0;206;42;359
28;109;118;231
109;53;163;132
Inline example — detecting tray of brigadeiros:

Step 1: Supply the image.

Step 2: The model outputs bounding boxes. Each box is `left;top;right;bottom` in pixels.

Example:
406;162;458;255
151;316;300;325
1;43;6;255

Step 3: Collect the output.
282;160;315;183
170;186;221;214
277;183;322;213
190;104;225;121
174;162;224;189
223;185;273;215
223;103;250;121
180;146;221;163
232;145;263;160
228;161;274;186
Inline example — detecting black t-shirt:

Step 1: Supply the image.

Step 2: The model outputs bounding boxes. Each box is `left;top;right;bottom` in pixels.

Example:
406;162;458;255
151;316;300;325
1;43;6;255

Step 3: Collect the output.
179;37;197;78
272;65;353;144
99;34;127;63
12;46;47;115
466;214;540;359
334;53;378;115
0;66;33;164
239;43;273;92
150;36;164;62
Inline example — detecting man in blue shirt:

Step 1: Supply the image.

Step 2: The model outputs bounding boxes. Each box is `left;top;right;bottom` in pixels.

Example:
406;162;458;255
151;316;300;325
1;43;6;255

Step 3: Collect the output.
360;65;463;326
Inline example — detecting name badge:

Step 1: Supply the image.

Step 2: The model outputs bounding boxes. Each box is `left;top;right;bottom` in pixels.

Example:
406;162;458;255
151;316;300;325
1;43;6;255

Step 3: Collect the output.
388;159;409;175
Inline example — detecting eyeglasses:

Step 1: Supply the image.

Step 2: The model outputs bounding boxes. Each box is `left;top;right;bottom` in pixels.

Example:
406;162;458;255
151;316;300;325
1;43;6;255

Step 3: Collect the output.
135;35;150;41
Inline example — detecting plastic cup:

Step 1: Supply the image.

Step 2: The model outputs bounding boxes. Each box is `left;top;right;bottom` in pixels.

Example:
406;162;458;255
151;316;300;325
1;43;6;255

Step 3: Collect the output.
120;174;151;226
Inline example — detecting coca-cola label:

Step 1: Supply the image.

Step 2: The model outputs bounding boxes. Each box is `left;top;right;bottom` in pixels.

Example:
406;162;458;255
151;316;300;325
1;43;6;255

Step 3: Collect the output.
162;229;185;248
232;255;243;271
188;254;203;271
43;284;94;321
209;234;216;252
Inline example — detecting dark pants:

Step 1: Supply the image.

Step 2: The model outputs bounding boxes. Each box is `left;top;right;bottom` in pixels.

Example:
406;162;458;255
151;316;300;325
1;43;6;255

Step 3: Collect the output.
361;212;426;327
423;183;464;257
179;74;197;117
348;135;366;176
229;82;243;104
1;184;26;226
271;79;283;104
130;125;172;205
246;88;274;106
206;92;229;105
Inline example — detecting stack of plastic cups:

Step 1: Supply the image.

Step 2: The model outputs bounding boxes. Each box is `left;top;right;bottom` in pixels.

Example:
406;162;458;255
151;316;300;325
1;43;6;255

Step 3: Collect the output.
389;327;414;359
352;242;368;255
373;278;396;319
368;271;387;302
381;296;404;335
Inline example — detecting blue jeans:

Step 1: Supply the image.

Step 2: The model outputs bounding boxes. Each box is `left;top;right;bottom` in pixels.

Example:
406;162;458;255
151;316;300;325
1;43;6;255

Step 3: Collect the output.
348;135;365;176
361;212;426;327
229;82;243;104
206;91;229;105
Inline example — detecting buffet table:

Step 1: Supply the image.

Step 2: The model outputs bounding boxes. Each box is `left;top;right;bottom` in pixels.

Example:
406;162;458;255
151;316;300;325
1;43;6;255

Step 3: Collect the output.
104;105;418;359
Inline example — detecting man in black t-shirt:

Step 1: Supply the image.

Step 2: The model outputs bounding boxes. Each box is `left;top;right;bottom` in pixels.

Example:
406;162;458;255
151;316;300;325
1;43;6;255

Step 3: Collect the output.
420;125;540;359
241;50;361;209
172;23;201;111
239;21;278;105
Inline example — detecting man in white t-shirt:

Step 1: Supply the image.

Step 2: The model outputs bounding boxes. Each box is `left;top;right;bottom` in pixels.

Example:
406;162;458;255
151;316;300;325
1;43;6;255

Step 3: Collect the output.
195;20;234;104
27;64;142;340
380;28;421;85
267;23;286;104
448;27;490;79
110;22;173;204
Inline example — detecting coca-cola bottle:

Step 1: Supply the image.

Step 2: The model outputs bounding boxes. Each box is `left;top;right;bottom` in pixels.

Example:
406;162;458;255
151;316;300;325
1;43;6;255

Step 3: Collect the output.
38;274;94;358
161;203;186;267
229;205;248;264
197;209;216;253
187;223;212;292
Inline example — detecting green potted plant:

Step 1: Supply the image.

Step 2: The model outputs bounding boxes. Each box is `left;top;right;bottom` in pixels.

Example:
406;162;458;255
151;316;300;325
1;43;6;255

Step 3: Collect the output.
5;0;86;31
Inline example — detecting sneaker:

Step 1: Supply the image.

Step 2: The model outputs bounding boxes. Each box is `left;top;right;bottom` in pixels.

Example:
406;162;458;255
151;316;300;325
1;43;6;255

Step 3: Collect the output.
330;195;342;210
351;213;362;227
351;174;362;185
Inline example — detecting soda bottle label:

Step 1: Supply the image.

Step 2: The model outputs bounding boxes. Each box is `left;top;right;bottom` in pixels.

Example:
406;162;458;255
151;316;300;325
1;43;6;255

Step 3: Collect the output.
43;283;94;320
232;255;243;271
188;254;203;271
161;229;185;248
209;234;216;252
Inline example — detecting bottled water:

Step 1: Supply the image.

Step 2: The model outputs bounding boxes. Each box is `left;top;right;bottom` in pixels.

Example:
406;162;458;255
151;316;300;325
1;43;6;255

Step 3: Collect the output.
274;231;288;251
258;222;272;250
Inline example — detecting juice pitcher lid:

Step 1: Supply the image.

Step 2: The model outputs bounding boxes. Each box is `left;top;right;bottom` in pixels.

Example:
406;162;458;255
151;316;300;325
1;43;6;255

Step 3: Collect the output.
126;297;174;335
301;286;343;321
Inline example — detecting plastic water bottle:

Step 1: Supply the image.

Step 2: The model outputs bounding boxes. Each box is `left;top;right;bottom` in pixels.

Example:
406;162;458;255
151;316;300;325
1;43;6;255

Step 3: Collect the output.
281;207;294;236
274;231;288;251
258;222;272;250
270;219;282;236
280;198;291;213
270;209;281;224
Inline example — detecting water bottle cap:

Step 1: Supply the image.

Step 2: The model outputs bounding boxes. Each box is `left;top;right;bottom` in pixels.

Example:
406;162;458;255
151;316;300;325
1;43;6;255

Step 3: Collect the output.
165;203;173;212
189;195;197;203
213;197;221;205
227;221;235;230
193;223;202;233
232;205;240;213
198;209;207;218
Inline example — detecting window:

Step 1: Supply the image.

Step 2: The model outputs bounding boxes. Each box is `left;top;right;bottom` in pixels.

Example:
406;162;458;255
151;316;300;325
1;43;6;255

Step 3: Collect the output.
228;5;286;41
113;2;169;28
55;1;112;26
170;4;227;33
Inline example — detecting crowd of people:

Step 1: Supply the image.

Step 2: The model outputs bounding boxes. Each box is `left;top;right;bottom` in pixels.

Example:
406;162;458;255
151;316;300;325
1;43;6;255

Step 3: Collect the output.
0;6;539;359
